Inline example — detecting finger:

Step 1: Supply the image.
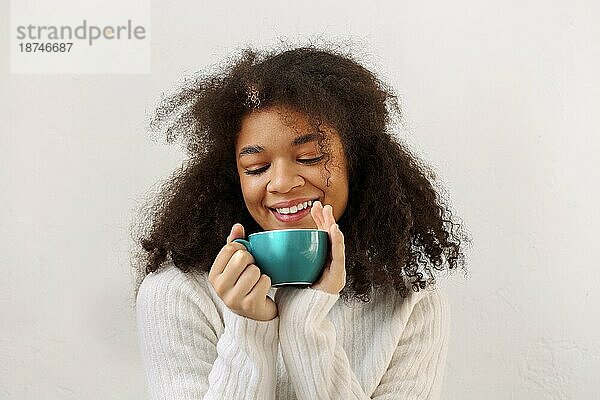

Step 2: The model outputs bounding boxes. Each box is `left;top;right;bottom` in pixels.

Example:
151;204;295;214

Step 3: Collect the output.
225;224;235;243
323;204;336;229
226;223;245;244
329;224;346;273
209;241;247;279
310;206;322;230
246;274;272;302
311;201;325;229
231;264;262;297
218;249;255;289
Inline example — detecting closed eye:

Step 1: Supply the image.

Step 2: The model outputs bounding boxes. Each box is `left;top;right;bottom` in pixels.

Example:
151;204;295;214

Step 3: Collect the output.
299;155;325;164
243;155;325;176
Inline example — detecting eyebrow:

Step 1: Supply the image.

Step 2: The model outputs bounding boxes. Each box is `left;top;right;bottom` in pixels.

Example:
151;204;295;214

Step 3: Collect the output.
238;132;321;158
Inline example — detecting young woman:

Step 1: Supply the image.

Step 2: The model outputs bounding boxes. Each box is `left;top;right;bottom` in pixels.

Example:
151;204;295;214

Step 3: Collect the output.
133;45;470;399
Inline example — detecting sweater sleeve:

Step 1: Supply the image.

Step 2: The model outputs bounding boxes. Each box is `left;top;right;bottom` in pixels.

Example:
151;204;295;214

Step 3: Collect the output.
136;269;279;400
274;286;450;400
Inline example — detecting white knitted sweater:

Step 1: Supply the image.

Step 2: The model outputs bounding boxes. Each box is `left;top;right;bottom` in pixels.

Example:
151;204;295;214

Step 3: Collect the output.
136;262;451;399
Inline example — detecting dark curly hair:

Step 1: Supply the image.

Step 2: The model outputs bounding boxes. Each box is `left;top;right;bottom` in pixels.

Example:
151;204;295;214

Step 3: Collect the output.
131;43;471;304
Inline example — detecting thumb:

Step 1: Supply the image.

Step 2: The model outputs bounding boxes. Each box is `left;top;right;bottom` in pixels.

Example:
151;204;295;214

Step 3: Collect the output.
226;223;245;244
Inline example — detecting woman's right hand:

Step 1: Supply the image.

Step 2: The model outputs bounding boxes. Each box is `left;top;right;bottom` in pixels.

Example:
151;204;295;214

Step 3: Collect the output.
208;223;278;321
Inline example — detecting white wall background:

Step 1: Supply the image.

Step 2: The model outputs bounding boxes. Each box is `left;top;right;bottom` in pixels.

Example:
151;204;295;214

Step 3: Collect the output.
2;0;599;399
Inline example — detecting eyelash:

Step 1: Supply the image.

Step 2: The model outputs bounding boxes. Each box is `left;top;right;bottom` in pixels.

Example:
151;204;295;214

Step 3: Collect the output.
244;155;325;176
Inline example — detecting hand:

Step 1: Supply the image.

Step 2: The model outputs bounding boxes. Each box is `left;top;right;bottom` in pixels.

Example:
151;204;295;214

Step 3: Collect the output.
208;223;278;321
309;201;346;295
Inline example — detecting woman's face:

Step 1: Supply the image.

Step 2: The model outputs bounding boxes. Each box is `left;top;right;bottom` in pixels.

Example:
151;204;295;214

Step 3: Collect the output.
235;106;349;231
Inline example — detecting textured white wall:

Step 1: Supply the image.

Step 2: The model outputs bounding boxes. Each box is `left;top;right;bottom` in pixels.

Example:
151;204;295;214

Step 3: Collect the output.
2;0;599;399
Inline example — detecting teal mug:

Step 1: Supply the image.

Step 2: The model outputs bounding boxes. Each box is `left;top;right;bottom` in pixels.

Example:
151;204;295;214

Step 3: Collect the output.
233;229;329;287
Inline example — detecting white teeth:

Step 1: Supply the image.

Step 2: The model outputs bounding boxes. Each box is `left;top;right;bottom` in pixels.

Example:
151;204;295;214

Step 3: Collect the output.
275;200;316;215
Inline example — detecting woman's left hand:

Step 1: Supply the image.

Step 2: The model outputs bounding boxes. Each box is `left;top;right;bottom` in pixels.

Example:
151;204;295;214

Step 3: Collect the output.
309;201;346;295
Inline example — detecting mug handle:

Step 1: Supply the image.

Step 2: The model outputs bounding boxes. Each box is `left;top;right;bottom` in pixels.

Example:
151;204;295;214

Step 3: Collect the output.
232;238;252;253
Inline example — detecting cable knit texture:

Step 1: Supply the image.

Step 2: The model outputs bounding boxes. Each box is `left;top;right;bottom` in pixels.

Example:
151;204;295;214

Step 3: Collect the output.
136;261;451;399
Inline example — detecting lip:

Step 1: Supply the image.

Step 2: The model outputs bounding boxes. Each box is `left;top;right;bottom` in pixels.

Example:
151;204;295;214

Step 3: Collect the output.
267;197;319;209
269;205;313;223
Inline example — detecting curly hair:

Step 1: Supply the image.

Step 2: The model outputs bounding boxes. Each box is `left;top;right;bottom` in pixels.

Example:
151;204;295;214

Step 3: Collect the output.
131;44;471;304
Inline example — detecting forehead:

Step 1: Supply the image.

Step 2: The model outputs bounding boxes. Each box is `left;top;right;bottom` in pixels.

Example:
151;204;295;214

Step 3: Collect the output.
236;107;316;146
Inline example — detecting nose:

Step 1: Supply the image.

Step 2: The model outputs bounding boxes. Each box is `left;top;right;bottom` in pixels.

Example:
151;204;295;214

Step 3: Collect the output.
266;160;305;193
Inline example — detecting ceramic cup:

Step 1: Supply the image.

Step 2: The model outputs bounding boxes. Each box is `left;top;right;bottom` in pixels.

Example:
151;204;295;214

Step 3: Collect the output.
233;228;329;287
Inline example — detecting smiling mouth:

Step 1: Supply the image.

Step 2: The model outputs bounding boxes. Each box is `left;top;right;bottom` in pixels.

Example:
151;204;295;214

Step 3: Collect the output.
267;198;319;215
267;198;320;223
269;207;311;223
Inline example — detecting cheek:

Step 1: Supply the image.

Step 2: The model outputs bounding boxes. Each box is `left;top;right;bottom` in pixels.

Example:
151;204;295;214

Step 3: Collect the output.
326;157;349;187
239;176;264;205
327;160;350;207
